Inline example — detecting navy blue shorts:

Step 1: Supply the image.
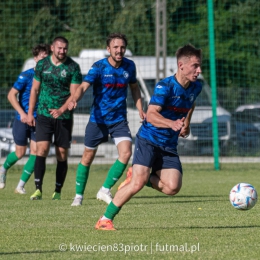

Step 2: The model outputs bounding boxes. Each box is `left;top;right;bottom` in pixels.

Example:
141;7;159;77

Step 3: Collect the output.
12;118;36;146
84;120;132;148
132;135;183;174
36;115;73;148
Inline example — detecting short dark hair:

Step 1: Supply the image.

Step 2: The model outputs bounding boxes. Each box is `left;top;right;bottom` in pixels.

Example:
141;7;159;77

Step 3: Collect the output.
175;44;202;61
106;33;128;47
52;36;69;45
32;44;51;57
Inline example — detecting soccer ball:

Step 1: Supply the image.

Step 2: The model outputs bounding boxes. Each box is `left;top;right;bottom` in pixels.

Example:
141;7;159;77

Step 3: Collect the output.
229;183;258;210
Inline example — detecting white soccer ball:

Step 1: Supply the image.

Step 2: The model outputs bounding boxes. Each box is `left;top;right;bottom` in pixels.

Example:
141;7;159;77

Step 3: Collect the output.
229;183;258;210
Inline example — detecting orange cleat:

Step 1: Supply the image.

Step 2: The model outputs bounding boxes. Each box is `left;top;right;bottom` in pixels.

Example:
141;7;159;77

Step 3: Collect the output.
95;217;116;231
117;166;132;190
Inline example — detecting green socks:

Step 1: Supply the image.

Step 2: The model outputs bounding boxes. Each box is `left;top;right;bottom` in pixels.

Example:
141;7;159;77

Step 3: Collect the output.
104;202;121;220
146;174;154;188
20;155;36;183
75;163;90;195
102;159;127;189
3;152;19;170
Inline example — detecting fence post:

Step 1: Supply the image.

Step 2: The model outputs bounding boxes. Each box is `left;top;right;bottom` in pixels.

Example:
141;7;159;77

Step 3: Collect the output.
207;0;220;170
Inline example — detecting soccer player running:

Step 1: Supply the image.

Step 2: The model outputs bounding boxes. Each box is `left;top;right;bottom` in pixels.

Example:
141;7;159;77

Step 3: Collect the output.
95;44;203;230
0;44;50;193
68;33;145;206
27;36;82;200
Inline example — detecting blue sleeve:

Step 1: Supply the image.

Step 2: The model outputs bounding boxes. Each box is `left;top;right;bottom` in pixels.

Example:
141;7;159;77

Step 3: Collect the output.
129;63;137;84
13;72;28;91
83;63;99;83
149;81;170;107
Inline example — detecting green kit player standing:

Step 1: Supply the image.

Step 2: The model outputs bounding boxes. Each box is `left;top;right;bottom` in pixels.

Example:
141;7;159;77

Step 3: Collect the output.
27;36;82;200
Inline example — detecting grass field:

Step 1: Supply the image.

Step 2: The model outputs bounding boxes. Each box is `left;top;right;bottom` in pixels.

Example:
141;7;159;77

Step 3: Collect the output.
0;162;259;260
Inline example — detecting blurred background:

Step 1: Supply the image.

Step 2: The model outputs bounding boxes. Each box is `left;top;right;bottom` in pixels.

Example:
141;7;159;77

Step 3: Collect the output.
0;0;259;164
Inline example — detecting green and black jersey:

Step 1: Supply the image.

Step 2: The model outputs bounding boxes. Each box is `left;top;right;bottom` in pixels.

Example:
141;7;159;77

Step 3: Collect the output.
34;56;82;119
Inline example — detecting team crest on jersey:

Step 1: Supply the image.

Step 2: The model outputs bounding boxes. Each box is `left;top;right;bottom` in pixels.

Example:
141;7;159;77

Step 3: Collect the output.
189;94;195;102
61;69;67;78
123;71;129;79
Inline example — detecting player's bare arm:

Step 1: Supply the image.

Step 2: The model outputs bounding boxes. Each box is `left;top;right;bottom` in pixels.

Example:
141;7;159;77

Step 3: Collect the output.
27;79;41;126
179;103;195;138
129;82;146;120
7;88;28;123
146;104;185;131
49;83;80;119
68;81;91;111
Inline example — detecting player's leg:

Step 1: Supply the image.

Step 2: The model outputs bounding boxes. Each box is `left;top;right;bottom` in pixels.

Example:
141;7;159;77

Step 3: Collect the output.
147;153;183;195
97;139;131;203
150;169;182;195
15;125;37;194
95;135;154;230
30;140;51;200
97;121;132;204
52;118;72;200
30;115;53;200
15;141;36;194
0;119;28;189
71;147;96;206
95;164;150;230
52;146;68;200
72;122;104;206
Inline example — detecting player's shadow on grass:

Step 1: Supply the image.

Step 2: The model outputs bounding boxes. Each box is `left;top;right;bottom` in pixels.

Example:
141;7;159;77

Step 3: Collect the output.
131;195;226;203
122;225;260;230
133;195;224;199
88;194;224;201
186;225;260;229
0;250;60;256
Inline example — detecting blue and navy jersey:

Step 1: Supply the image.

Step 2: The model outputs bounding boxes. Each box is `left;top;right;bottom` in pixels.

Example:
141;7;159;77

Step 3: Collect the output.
83;57;137;124
13;68;37;120
139;75;202;152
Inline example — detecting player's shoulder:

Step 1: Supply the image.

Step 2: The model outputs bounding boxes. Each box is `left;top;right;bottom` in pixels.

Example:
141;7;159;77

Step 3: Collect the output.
191;79;203;91
157;76;175;87
19;68;35;79
65;57;80;67
90;58;107;69
38;56;50;65
63;57;81;74
122;57;135;65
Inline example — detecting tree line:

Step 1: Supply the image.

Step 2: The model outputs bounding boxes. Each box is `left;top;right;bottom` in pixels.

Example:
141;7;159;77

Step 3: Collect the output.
0;0;259;111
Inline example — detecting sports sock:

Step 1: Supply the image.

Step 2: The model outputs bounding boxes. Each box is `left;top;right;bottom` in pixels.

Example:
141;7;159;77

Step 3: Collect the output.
102;159;127;189
34;156;46;192
19;154;36;184
17;180;25;188
146;174;154;188
104;201;121;220
75;163;90;195
3;152;19;170
55;160;68;193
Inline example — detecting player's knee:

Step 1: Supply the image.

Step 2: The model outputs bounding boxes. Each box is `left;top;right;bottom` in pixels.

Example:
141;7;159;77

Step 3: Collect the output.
130;178;146;193
37;148;49;157
119;149;132;162
166;183;182;196
15;147;27;159
81;149;95;166
15;152;25;159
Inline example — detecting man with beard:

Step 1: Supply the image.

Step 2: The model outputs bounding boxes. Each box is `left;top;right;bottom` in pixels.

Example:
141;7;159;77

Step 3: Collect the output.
68;33;145;206
27;36;82;200
95;44;203;230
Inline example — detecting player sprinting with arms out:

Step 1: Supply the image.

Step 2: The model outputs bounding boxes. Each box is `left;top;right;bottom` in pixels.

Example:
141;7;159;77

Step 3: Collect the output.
27;36;82;200
68;33;145;206
95;44;203;230
0;44;50;193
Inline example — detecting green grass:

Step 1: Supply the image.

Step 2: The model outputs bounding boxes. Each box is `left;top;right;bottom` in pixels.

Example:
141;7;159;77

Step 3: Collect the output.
0;163;260;260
